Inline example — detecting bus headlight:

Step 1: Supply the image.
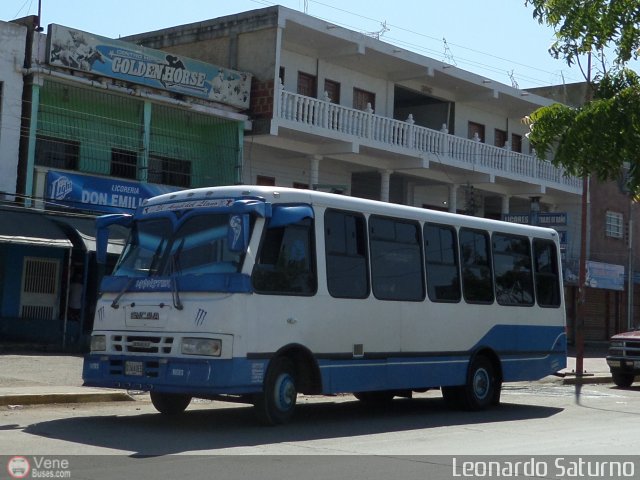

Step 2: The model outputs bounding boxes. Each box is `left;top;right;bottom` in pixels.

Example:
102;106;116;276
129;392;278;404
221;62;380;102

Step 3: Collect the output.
181;338;222;356
90;335;107;352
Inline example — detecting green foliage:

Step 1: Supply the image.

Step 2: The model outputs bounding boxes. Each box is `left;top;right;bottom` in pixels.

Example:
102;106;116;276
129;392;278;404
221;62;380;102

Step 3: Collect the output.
524;1;640;194
525;69;640;194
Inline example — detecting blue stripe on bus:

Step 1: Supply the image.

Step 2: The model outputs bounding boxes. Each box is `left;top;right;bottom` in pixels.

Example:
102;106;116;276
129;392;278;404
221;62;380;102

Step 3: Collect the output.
100;273;254;294
83;325;566;396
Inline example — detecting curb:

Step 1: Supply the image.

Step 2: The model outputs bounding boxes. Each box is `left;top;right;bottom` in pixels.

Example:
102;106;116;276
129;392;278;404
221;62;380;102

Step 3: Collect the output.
561;375;612;386
0;391;134;407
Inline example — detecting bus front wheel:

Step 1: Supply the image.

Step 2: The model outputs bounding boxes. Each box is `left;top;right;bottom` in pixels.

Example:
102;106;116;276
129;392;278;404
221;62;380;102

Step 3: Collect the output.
254;357;298;425
150;392;191;415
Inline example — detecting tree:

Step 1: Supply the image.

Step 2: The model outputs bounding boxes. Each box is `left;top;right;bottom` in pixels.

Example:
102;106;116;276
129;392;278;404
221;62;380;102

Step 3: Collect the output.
526;69;640;194
524;0;640;194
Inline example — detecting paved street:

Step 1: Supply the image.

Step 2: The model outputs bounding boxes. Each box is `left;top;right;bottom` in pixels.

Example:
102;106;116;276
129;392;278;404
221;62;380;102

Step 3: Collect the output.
1;348;639;479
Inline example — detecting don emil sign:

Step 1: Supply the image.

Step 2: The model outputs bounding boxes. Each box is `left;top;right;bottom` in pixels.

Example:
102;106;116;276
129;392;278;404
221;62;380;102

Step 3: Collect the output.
46;24;252;110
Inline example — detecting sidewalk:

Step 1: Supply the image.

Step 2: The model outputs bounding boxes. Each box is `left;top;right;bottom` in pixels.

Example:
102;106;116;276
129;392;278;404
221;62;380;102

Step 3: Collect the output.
0;346;613;407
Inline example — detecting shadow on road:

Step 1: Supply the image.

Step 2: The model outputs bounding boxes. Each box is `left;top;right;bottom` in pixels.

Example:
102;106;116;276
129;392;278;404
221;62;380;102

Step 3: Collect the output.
23;396;562;456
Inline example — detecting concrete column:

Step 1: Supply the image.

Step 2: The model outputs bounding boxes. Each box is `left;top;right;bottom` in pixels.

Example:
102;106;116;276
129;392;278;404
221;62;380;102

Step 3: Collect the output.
24;82;41;207
308;155;321;189
501;195;511;216
139;101;152;183
448;184;459;213
380;169;392;202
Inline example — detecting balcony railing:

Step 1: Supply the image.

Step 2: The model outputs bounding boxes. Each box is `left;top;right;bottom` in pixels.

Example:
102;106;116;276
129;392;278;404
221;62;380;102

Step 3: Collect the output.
275;85;582;193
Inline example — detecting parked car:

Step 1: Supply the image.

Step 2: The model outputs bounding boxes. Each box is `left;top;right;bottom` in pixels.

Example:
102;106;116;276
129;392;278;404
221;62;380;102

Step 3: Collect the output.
606;329;640;387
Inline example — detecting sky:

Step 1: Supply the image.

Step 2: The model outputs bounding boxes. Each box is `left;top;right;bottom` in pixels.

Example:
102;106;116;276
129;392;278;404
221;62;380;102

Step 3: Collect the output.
2;0;638;89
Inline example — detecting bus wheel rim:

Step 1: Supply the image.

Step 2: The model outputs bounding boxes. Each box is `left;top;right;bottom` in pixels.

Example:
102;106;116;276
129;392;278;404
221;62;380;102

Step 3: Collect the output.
473;367;490;400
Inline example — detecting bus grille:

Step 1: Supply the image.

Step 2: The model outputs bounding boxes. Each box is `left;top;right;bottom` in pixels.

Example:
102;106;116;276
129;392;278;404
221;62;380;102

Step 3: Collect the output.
111;335;174;354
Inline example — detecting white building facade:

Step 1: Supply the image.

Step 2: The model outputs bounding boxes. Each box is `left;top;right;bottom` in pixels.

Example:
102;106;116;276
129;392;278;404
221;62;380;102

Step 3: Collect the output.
126;6;582;264
0;20;27;198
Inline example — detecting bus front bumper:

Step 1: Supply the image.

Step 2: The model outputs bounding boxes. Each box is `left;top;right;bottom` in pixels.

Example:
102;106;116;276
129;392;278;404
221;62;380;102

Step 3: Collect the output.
82;354;266;396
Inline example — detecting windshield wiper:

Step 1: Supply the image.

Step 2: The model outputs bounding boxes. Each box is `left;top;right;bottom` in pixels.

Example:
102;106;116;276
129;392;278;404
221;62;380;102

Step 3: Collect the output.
170;239;184;310
111;278;134;309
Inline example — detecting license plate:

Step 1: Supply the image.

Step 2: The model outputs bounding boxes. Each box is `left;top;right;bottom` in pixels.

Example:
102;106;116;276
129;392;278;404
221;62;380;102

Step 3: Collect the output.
125;361;144;376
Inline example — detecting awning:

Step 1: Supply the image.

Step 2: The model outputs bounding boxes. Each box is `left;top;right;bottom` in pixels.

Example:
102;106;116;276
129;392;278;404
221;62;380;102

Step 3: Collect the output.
50;215;128;255
0;209;73;249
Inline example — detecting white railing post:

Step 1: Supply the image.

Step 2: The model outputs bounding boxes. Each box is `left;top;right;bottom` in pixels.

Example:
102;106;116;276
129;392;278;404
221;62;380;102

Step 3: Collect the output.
406;114;415;149
366;103;374;140
440;124;450;157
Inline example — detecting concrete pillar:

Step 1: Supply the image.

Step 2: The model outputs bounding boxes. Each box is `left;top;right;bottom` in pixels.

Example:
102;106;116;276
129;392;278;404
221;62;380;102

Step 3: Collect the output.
501;195;510;216
380;169;392;202
309;155;321;189
448;184;459;213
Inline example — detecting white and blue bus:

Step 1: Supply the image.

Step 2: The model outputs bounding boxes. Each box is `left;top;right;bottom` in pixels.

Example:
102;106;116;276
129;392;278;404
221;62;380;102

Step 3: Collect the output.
83;185;566;424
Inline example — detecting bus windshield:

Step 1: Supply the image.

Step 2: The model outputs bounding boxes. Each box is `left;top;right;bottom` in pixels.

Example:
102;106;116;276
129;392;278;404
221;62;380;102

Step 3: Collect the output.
113;213;246;277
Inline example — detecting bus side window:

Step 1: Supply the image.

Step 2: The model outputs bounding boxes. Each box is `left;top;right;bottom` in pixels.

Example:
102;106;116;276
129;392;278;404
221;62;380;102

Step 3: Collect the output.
325;209;369;299
459;228;494;304
252;218;317;295
492;233;534;306
424;223;461;302
369;216;424;301
533;239;561;307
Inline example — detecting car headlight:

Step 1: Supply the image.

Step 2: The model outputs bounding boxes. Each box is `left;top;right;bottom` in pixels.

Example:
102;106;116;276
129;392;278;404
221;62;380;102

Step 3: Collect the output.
90;335;107;352
181;338;222;356
610;341;624;348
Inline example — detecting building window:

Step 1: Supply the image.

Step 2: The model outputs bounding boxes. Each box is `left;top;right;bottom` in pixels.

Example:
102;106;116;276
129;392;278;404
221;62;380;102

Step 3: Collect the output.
35;135;79;170
293;182;309;189
511;133;522;153
111;148;137;180
353;88;375;111
279;67;285;84
605;211;624;238
494;129;507;148
324;79;341;104
256;175;275;186
297;72;317;97
468;122;485;142
149;155;191;188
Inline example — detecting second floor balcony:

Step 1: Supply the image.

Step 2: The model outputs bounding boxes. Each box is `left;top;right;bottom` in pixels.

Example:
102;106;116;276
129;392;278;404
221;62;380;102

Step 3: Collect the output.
270;84;582;198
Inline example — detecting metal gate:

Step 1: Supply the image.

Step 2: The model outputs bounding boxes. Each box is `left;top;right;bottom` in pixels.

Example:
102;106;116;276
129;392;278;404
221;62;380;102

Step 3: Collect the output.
19;257;60;320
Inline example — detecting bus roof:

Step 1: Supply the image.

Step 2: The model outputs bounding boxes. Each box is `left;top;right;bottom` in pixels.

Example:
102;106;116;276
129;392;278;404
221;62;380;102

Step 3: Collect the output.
141;185;559;240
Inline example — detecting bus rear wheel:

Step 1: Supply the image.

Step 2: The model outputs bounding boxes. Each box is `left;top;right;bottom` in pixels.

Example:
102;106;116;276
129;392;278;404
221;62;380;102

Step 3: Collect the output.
150;392;191;415
461;355;500;411
254;357;298;425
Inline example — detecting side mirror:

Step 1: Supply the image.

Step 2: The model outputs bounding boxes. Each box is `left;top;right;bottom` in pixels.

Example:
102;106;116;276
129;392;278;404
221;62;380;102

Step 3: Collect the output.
227;214;250;252
268;205;314;229
96;214;133;264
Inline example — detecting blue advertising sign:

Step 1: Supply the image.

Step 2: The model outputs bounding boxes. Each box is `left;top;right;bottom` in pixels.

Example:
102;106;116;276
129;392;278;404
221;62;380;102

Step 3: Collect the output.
46;24;251;109
538;212;568;226
46;171;181;214
586;261;625;291
501;213;529;224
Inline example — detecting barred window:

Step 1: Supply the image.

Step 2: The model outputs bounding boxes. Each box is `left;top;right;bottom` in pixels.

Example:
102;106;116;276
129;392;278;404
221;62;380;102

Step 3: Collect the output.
605;211;624;239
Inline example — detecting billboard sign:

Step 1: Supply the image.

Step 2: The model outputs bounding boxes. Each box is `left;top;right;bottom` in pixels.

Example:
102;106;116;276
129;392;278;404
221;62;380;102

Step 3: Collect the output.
46;24;251;109
46;170;181;214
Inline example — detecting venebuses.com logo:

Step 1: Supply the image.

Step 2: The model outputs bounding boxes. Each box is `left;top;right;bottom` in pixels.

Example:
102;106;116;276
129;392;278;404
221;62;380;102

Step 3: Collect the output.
7;456;30;479
6;456;71;478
